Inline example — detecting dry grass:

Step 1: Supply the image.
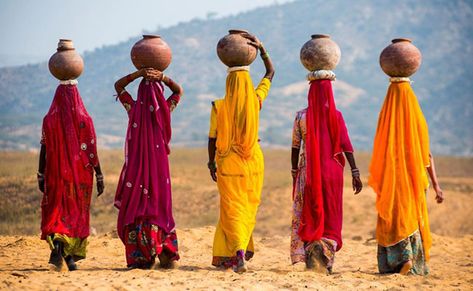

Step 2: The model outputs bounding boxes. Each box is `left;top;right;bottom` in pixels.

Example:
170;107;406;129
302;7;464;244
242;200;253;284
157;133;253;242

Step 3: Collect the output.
0;148;472;237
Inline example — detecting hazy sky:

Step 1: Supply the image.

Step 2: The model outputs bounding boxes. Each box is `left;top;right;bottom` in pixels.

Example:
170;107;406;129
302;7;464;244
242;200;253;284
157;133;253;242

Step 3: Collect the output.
0;0;289;66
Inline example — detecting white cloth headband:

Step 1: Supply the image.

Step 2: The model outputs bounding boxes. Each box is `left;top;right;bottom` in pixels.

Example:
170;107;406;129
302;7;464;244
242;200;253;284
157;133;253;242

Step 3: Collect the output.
227;66;250;73
389;77;411;83
306;70;336;81
59;79;78;85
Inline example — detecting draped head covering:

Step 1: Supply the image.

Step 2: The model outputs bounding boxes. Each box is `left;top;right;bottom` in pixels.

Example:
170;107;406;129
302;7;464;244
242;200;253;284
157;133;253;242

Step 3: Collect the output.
216;69;259;160
41;83;98;239
369;80;432;260
298;79;345;242
115;79;174;242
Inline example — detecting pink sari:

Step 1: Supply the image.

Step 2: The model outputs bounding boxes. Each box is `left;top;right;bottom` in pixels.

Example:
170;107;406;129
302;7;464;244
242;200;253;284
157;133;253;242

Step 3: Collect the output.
114;79;178;241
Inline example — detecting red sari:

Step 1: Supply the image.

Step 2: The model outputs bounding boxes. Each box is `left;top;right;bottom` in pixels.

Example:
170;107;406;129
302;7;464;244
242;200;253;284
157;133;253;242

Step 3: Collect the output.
298;79;352;249
40;83;99;259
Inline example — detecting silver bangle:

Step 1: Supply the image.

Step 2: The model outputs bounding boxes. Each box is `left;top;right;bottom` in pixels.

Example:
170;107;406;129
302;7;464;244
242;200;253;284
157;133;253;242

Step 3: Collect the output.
351;168;360;177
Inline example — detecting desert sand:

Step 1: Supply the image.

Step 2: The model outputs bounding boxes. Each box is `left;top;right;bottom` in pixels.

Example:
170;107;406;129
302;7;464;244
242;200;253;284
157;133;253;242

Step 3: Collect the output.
0;149;472;290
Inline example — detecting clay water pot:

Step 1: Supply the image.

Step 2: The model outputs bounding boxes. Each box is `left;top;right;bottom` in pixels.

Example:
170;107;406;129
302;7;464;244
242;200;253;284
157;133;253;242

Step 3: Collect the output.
48;39;84;80
300;34;341;71
379;38;422;77
216;29;258;67
130;35;172;71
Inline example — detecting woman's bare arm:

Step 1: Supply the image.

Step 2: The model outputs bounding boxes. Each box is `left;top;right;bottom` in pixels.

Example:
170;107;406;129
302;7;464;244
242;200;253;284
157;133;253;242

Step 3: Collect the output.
208;138;217;182
37;144;46;192
114;69;146;95
243;33;275;81
427;153;444;203
345;152;363;194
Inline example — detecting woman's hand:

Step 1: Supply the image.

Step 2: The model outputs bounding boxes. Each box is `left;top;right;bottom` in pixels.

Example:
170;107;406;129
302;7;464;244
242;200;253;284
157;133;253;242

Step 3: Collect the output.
97;180;105;197
142;68;164;81
352;176;363;194
434;185;444;203
242;33;263;50
208;161;217;182
95;173;105;197
210;169;217;182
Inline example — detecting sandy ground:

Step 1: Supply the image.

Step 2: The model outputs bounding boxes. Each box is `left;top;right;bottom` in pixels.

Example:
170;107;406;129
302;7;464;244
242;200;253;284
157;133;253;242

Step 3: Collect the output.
1;189;472;290
0;228;472;290
1;150;472;290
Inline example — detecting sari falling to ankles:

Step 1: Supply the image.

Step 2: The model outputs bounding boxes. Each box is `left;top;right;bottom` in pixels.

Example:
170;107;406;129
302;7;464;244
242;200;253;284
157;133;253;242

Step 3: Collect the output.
209;69;271;267
40;82;99;261
114;79;181;267
290;79;353;270
369;80;431;275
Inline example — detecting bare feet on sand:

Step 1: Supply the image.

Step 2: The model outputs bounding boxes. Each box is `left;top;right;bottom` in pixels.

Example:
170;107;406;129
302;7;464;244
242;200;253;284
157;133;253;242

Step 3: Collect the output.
399;260;413;275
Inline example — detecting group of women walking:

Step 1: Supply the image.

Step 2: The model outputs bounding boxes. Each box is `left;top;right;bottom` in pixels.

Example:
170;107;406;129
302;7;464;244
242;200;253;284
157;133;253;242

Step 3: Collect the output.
37;31;444;276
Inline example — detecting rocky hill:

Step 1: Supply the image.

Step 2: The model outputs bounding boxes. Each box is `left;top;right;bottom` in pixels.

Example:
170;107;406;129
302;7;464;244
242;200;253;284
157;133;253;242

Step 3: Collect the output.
0;0;472;155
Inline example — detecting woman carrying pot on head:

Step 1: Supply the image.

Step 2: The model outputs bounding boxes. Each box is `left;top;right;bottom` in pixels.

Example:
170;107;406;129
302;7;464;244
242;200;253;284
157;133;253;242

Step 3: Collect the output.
290;35;362;274
208;31;274;273
114;35;183;269
370;39;444;276
39;39;105;272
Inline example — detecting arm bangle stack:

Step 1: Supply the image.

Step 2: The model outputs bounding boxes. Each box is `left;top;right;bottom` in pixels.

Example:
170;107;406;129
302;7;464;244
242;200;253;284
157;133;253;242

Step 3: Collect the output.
96;173;104;181
261;52;270;60
351;168;360;178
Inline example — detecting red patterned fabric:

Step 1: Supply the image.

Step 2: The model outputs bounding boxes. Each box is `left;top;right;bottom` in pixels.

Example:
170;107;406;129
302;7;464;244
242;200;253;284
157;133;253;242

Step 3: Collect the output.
124;220;179;267
298;79;348;246
40;84;99;240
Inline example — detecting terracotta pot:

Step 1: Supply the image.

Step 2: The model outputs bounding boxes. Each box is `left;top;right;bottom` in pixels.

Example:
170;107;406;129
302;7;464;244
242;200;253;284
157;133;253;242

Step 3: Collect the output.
216;29;257;67
48;39;84;80
379;38;422;77
130;35;172;71
300;34;341;71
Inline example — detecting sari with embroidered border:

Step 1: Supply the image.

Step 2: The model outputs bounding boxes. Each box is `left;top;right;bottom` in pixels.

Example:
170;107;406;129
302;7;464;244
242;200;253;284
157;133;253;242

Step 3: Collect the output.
40;81;99;260
369;80;431;274
209;68;271;267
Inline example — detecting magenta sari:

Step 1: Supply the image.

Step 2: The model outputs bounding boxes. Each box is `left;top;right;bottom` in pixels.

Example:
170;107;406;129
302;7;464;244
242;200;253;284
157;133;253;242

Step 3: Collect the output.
114;79;180;267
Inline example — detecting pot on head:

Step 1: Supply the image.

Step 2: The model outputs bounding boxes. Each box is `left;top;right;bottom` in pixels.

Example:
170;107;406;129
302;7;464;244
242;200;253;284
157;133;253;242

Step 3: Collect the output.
300;34;341;71
130;35;172;71
216;29;258;67
379;38;422;77
48;39;84;80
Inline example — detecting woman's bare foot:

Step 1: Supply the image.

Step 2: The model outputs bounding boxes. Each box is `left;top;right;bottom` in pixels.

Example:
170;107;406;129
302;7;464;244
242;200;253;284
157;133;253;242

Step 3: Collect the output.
48;241;67;272
305;243;328;274
158;250;177;269
399;260;413;275
233;258;247;273
65;256;77;271
233;250;247;273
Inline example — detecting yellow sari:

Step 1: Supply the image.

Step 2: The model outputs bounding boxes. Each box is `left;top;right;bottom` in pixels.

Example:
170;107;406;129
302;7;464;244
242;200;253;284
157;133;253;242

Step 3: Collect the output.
369;81;432;260
209;69;271;264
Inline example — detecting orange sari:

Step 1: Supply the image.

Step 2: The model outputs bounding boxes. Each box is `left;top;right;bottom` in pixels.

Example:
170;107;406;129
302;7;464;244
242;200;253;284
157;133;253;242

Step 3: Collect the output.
369;81;432;260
